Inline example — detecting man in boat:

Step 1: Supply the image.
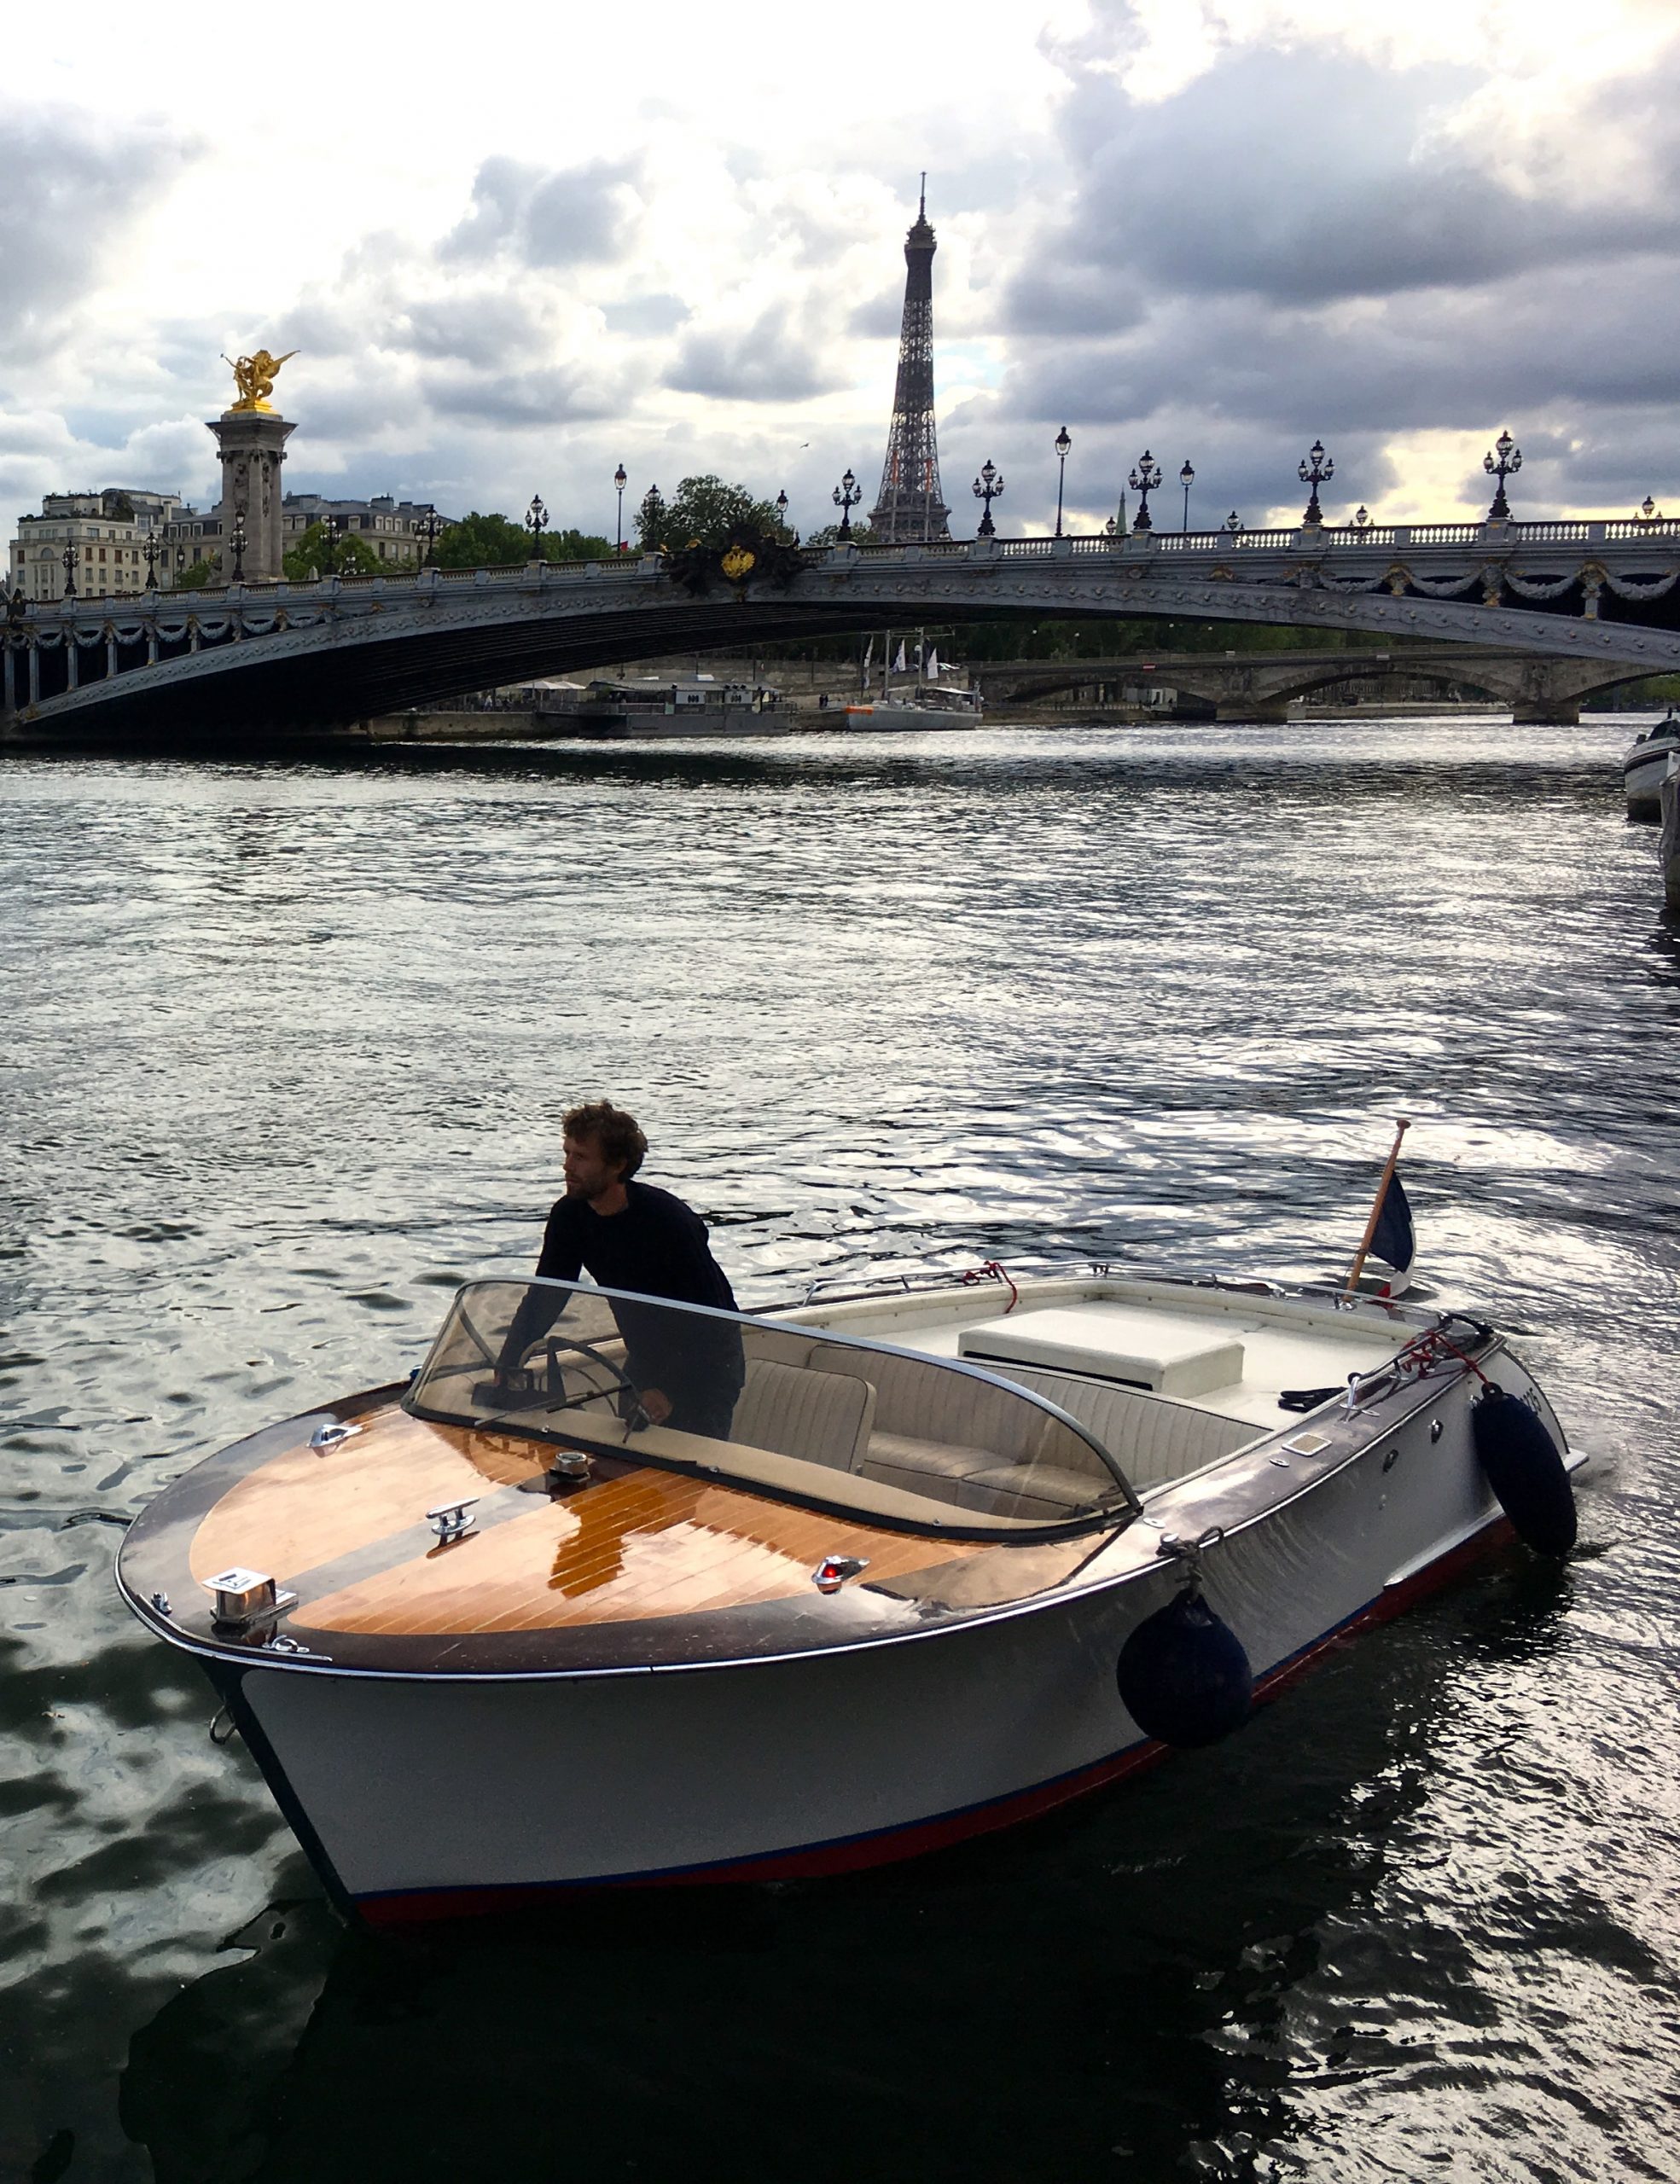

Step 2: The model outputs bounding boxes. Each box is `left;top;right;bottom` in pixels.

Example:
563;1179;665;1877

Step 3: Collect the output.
497;1101;745;1439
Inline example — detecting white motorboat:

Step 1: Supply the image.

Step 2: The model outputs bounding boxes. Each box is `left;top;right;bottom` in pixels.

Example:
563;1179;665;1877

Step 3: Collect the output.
841;689;985;730
117;1266;1578;1926
1624;712;1680;818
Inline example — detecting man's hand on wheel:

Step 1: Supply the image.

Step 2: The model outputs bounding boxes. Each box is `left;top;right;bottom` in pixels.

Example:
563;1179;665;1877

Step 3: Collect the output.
638;1387;672;1426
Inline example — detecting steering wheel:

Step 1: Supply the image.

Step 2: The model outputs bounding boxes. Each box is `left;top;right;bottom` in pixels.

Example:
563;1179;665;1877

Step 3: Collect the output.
478;1333;651;1434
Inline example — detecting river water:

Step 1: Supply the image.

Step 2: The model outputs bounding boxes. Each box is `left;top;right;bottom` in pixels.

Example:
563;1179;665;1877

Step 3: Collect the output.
2;716;1677;2182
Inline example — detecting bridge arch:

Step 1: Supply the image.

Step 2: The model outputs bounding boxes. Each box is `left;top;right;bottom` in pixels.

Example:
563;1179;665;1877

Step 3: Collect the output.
6;529;1677;744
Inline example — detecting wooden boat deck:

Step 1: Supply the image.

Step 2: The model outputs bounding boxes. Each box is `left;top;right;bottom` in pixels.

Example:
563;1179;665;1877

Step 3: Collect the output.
186;1406;1016;1643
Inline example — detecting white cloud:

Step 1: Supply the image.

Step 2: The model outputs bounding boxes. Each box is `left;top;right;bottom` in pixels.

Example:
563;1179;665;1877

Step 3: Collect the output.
3;2;1679;543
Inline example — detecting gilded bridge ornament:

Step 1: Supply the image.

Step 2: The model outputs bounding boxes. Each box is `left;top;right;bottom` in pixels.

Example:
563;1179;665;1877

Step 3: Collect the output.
719;544;757;583
222;349;299;414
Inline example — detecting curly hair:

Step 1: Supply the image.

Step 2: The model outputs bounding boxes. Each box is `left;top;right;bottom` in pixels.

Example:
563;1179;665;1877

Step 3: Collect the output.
562;1100;648;1180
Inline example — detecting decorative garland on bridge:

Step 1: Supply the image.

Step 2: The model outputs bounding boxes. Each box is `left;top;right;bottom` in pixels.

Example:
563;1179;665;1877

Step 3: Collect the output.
1501;571;1584;600
1601;568;1680;600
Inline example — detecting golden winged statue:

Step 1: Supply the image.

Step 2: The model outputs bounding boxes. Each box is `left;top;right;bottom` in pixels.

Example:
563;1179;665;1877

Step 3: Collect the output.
223;348;299;414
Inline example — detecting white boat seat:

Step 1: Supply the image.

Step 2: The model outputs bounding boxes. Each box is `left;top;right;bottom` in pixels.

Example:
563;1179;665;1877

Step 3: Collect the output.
730;1358;875;1473
739;1325;819;1370
962;1461;1110;1513
978;1363;1259;1492
958;1306;1244;1400
814;1343;1045;1465
861;1432;992;1506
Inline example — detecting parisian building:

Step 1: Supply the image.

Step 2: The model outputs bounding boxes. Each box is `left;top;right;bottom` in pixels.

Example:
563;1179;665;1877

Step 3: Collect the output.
9;489;450;599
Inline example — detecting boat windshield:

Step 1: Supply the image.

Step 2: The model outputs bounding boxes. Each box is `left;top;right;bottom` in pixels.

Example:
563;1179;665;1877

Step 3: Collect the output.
404;1278;1139;1539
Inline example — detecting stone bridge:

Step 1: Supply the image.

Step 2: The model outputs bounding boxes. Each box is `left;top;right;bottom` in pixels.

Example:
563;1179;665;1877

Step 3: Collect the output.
6;514;1680;745
969;642;1640;723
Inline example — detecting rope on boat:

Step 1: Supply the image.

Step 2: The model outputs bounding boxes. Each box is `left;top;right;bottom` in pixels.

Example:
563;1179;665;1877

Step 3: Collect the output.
960;1260;1019;1311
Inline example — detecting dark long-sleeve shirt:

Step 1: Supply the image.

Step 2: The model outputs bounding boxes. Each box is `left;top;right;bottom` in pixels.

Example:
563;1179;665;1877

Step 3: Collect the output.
504;1182;744;1408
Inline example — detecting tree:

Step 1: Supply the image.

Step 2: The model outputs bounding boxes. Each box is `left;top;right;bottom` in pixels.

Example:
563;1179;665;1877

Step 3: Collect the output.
172;556;220;590
636;474;782;553
282;523;383;581
545;527;614;563
432;512;616;569
802;520;877;549
433;511;532;568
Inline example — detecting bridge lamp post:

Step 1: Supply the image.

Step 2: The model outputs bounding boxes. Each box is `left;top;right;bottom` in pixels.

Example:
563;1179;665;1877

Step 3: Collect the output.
1298;440;1334;526
1225;511;1245;538
1483;430;1520;520
415;508;445;569
1053;427;1071;537
320;513;348;578
526;493;549;561
230;508;248;584
1179;460;1195;532
61;542;78;599
1128;450;1161;532
972;459;1004;537
833;470;861;538
613;465;627;553
143;535;160;592
1637;495;1664;524
1352;505;1371;529
775;489;790;538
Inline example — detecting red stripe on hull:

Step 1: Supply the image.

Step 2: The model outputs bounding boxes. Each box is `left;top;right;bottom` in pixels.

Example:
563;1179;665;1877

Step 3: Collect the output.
356;1513;1514;1929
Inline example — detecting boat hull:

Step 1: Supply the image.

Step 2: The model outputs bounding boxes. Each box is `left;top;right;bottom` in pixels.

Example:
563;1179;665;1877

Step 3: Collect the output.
189;1358;1549;1923
840;702;985;731
1625;730;1680;817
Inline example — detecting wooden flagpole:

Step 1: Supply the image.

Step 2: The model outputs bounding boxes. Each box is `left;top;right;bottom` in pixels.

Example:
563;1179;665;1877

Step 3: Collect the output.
1346;1115;1411;1294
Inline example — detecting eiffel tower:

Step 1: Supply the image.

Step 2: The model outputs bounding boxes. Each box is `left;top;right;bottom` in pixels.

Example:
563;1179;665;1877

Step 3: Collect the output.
869;177;950;543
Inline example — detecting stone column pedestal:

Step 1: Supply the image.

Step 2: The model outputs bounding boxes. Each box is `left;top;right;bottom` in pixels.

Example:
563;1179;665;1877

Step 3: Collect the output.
207;410;295;584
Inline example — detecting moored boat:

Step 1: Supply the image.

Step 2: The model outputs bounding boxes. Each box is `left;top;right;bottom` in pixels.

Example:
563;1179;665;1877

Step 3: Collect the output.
1624;712;1680;818
116;1265;1578;1926
841;688;985;730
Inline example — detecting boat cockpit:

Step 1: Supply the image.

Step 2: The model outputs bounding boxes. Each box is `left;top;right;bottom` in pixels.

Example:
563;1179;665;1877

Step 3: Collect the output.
405;1279;1142;1539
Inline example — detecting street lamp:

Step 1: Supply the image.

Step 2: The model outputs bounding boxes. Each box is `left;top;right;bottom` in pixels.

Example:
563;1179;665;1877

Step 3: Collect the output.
526;492;549;559
1224;510;1245;538
1179;459;1195;532
1637;495;1664;523
613;464;627;553
143;535;160;591
230;508;248;584
1352;504;1371;529
61;542;78;599
1053;426;1071;537
415;508;445;568
972;457;1004;537
1298;439;1334;526
1128;450;1162;531
1483;430;1521;521
1104;515;1118;538
775;489;789;537
320;512;348;577
833;469;861;538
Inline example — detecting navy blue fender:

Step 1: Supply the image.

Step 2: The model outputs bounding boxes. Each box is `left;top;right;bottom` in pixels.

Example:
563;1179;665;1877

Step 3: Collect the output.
1472;1384;1576;1558
1117;1588;1253;1748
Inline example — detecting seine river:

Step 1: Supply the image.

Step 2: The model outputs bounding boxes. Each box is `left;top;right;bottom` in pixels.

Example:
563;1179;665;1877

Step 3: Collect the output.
3;717;1677;2182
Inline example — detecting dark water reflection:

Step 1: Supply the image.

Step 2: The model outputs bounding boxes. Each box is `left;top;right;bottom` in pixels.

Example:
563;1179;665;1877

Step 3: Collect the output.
3;719;1677;2181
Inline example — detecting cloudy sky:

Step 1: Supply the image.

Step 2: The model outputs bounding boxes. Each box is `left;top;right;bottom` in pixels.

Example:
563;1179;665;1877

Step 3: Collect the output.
4;0;1678;547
